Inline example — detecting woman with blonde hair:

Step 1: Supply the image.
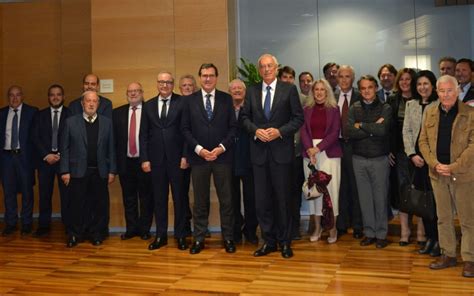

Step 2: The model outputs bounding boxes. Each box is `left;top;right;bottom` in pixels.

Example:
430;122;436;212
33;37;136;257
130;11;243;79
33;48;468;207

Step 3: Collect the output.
300;79;342;243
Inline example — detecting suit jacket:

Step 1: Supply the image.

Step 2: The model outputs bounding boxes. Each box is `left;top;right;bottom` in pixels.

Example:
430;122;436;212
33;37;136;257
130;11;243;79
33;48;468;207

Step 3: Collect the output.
233;108;252;176
0;103;38;172
32;106;71;160
139;93;186;167
300;105;342;159
68;95;113;119
241;80;304;165
59;114;117;178
419;101;474;183
334;88;360;107
462;84;474;104
181;89;237;165
376;88;391;103
113;103;141;175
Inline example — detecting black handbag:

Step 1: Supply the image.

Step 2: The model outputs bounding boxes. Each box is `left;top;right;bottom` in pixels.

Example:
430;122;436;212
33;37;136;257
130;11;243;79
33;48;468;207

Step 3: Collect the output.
399;173;435;220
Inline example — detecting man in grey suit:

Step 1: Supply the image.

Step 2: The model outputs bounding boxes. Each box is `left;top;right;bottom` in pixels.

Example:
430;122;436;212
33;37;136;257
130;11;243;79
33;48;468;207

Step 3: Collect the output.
241;53;304;258
60;91;116;248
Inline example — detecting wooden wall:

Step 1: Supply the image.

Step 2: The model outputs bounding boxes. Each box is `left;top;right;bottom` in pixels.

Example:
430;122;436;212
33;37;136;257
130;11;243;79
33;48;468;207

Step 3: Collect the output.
0;0;234;229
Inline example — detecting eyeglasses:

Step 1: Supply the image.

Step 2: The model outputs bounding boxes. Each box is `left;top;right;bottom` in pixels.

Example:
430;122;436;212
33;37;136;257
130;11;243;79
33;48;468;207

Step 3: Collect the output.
127;89;142;94
158;80;174;86
259;63;275;70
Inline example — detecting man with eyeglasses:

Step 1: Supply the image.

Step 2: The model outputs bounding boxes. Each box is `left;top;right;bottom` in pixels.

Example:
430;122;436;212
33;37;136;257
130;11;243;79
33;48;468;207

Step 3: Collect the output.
241;54;304;258
140;72;189;251
181;63;237;254
0;86;38;236
68;73;113;238
113;82;153;242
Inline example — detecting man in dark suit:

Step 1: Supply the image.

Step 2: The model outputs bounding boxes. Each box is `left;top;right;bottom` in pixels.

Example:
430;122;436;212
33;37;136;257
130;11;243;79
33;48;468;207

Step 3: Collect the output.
241;54;304;258
68;74;113;118
140;72;188;251
113;82;153;241
60;91;116;247
334;65;363;239
455;58;474;105
32;84;71;236
0;85;38;236
181;63;237;254
376;64;397;103
229;79;258;244
68;73;113;238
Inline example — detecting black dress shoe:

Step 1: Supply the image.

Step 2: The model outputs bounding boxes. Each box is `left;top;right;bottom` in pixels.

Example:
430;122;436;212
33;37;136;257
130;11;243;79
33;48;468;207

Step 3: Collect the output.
224;240;236;253
177;238;188;250
376;239;389;248
190;241;204;254
399;241;409;246
140;233;151;240
429;241;441;257
353;230;364;239
21;224;32;235
360;237;376;246
418;239;434;254
205;229;212;238
120;232;136;240
66;236;78;248
148;237;168;250
253;243;277;257
33;227;50;237
92;239;102;246
2;225;16;236
281;244;294;259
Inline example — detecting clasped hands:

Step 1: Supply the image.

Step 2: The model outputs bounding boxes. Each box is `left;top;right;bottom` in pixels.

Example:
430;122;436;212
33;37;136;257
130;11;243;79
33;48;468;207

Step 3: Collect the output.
255;128;281;142
199;147;224;161
435;163;451;176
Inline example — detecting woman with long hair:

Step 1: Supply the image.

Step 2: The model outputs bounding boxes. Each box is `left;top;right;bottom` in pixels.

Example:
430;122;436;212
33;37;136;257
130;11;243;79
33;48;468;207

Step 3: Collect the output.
300;79;342;243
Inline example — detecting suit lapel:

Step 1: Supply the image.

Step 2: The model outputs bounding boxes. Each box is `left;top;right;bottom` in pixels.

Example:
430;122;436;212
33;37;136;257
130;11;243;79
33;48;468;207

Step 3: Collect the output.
255;83;264;116
270;82;282;119
78;115;87;147
98;115;105;148
166;93;178;125
197;92;209;121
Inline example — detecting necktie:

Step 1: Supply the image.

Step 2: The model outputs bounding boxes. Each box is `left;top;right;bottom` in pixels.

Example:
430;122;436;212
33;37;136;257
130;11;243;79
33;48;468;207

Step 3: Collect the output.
160;99;168;122
52;110;59;151
11;109;18;150
205;93;212;120
87;116;93;123
341;94;349;139
129;106;137;156
384;91;390;102
264;85;271;120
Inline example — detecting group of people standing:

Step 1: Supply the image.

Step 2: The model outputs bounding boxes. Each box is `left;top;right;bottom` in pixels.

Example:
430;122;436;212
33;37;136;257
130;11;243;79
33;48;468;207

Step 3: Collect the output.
1;54;473;275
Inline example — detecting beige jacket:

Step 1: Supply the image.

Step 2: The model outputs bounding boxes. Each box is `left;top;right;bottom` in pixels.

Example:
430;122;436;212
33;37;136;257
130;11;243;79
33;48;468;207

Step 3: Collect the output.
419;101;474;183
402;99;437;157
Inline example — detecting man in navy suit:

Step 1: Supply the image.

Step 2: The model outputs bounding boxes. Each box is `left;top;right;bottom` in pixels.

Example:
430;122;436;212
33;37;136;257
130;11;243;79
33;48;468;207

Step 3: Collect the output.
68;74;113;118
334;65;364;239
60;91;116;247
0;85;38;236
376;64;397;103
241;54;304;258
32;84;71;236
140;72;188;251
181;63;237;254
113;82;153;241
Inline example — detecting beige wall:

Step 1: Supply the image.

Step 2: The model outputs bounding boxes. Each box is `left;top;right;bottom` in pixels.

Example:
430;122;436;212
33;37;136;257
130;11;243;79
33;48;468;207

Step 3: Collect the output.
0;0;234;229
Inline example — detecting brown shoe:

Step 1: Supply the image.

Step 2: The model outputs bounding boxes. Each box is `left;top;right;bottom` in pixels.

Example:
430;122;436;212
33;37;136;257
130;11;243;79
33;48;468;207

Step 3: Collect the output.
462;261;474;278
429;255;457;270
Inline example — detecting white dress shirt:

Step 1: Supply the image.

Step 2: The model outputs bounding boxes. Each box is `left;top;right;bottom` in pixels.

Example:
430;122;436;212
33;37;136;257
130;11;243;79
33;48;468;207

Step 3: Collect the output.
261;79;277;109
4;103;23;150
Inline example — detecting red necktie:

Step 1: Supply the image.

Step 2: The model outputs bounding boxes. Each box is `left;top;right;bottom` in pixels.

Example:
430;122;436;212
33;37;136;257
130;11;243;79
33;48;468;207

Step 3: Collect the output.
341;94;349;139
129;106;137;156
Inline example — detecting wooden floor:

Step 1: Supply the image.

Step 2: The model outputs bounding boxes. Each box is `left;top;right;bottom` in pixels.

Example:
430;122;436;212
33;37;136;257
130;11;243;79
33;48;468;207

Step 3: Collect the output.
0;222;473;295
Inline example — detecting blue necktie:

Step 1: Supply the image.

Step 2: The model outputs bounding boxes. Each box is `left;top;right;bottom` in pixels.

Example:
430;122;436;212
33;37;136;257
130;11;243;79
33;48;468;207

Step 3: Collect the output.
11;109;19;150
264;85;271;120
205;93;212;120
